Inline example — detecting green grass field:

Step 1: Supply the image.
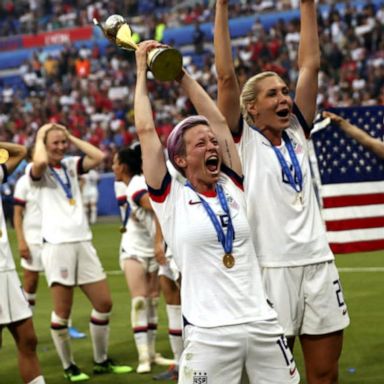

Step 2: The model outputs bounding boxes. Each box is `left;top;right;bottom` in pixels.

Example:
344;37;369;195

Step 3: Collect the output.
1;219;383;383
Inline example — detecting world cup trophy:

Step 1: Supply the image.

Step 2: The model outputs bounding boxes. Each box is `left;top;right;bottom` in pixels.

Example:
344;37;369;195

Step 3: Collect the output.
94;15;183;82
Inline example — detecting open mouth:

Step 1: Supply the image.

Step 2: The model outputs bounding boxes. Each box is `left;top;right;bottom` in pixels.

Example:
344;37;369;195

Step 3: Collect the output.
205;155;219;172
276;108;290;118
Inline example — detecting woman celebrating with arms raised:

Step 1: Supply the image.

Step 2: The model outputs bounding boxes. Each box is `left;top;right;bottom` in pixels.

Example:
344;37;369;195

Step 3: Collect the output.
133;40;300;384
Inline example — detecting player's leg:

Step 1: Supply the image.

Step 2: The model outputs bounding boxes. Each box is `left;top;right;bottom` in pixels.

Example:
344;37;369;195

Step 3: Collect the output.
22;269;39;310
123;257;151;373
299;261;350;384
8;317;45;384
300;331;343;384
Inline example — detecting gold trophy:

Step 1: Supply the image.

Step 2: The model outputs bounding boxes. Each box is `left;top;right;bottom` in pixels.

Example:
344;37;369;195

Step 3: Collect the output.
94;15;182;82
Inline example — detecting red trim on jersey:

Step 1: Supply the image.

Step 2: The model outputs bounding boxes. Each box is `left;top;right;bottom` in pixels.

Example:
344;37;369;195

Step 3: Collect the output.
13;197;26;206
200;189;217;197
132;189;148;206
117;195;127;206
148;172;172;203
169;329;182;336
221;164;244;191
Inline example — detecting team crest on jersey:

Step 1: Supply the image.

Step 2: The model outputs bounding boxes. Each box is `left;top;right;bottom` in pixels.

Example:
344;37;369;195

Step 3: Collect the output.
193;371;208;384
226;195;239;211
69;169;75;178
60;268;68;279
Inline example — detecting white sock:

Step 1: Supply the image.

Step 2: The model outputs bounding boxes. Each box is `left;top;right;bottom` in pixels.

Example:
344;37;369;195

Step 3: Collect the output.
24;291;36;312
147;297;159;359
27;375;46;384
131;296;149;361
90;309;110;364
90;205;97;224
50;312;73;369
166;304;183;365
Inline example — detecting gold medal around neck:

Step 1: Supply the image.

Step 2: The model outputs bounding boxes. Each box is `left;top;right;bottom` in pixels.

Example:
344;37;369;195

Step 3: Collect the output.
223;253;235;269
119;226;127;234
69;198;76;205
0;148;9;164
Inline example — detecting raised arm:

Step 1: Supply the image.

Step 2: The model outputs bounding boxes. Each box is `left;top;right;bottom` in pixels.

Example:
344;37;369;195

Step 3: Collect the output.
134;41;167;189
31;124;51;179
214;0;241;132
295;0;320;127
179;71;242;176
0;142;27;175
68;134;105;171
323;111;384;159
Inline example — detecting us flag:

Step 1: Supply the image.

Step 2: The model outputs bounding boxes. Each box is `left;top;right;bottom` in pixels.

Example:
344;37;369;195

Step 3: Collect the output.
310;106;384;254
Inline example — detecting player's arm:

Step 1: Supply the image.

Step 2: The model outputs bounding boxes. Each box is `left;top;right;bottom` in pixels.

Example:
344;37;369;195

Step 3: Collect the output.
134;41;167;189
31;123;52;179
323;111;384;159
154;216;166;266
0;142;27;175
179;70;242;176
13;205;31;261
294;0;320;127
214;0;241;133
68;135;105;172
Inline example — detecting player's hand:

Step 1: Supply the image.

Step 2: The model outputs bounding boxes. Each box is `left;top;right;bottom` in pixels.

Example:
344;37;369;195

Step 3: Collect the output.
322;111;344;125
154;241;167;265
19;241;31;262
135;40;165;72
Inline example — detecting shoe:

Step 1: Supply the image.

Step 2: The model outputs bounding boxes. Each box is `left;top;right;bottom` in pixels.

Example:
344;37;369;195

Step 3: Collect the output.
68;326;86;339
137;358;151;374
151;353;175;366
93;358;133;374
153;364;178;381
64;364;90;382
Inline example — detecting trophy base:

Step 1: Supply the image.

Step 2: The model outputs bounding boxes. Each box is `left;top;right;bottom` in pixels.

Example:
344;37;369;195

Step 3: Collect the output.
147;47;183;82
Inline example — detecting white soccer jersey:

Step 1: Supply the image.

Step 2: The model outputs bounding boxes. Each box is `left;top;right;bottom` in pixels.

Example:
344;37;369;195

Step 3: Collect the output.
13;174;42;245
149;170;276;328
119;175;155;258
81;169;99;199
236;107;334;267
0;165;15;271
29;157;92;244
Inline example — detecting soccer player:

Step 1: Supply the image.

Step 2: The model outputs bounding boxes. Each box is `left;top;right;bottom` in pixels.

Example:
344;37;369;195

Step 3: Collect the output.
323;110;384;159
0;142;46;384
214;1;350;383
133;40;300;383
30;123;132;381
13;148;86;340
112;145;174;374
80;168;100;224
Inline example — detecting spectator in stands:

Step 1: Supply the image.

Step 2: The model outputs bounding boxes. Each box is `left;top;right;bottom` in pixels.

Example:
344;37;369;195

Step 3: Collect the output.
30;123;132;381
134;40;300;384
0;141;46;384
323;110;384;159
214;1;349;384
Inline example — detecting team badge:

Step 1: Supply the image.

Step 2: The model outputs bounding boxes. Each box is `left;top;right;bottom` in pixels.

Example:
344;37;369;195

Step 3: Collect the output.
193;371;208;384
69;169;75;178
60;268;69;279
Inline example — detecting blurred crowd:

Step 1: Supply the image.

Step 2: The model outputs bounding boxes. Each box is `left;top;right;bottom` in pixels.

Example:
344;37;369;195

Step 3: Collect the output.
0;0;382;174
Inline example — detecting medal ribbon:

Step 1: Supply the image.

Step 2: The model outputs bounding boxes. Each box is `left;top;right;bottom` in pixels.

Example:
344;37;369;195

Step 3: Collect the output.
50;163;74;200
252;127;303;193
186;182;234;254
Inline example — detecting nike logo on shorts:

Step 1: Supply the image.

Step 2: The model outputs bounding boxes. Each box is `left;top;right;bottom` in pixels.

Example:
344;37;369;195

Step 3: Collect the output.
289;367;297;376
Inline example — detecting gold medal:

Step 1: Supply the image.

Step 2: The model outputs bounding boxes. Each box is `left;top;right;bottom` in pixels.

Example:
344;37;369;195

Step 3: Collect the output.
69;198;76;205
119;226;127;233
0;148;9;164
223;253;235;269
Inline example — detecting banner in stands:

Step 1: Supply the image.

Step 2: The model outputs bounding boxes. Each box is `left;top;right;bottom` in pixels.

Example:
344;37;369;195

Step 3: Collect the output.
0;36;23;52
22;26;93;49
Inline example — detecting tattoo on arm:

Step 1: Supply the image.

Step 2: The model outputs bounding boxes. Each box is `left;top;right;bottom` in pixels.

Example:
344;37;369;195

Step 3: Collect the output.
224;140;232;168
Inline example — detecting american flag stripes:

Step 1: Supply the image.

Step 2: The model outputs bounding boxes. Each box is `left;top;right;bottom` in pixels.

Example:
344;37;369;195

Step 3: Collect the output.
310;106;384;254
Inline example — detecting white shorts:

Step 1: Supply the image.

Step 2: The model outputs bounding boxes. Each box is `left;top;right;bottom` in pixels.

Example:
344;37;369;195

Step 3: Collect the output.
119;249;159;274
20;244;44;272
261;261;350;336
158;257;180;282
0;270;32;325
180;319;300;384
42;241;106;287
82;194;98;205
